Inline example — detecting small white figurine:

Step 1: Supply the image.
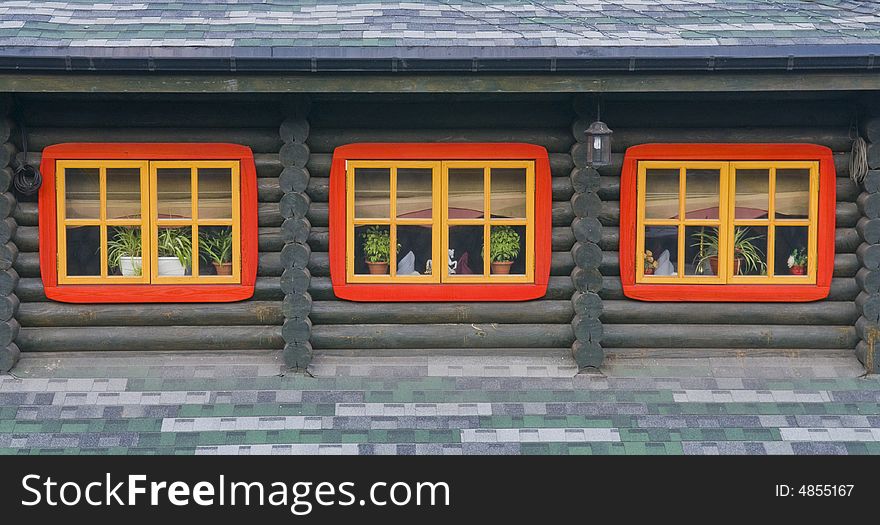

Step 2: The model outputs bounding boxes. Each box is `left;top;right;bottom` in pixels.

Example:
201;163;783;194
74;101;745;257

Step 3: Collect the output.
447;249;457;274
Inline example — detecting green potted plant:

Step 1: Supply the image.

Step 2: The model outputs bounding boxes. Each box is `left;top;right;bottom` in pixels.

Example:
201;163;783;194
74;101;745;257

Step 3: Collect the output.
156;227;192;276
643;249;658;275
200;228;234;275
787;247;807;275
107;227;142;276
487;226;520;275
362;226;392;275
692;227;766;276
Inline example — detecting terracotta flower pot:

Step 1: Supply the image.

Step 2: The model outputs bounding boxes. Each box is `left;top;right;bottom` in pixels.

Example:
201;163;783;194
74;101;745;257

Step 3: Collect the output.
789;265;806;275
709;256;742;276
366;261;389;275
213;262;233;275
644;267;654;275
491;261;514;275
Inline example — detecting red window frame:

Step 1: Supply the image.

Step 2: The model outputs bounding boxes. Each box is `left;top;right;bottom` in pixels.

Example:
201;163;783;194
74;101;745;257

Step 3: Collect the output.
620;143;836;302
39;143;258;303
330;143;552;301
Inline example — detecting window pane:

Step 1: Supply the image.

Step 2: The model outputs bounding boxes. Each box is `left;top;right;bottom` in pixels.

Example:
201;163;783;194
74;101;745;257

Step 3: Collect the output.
396;225;433;275
489;225;526;275
66;225;100;276
644;168;679;220
735;169;769;219
775;168;810;219
354;168;390;219
686;226;718;276
353;225;391;275
490;168;526;219
107;226;143;277
775;226;809;276
156;168;192;220
156;226;192;276
448;225;484;276
448;168;484;219
733;226;768;276
106;168;141;221
198;167;233;220
643;226;678;277
199;226;234;276
684;169;720;220
396;168;433;219
65;167;100;219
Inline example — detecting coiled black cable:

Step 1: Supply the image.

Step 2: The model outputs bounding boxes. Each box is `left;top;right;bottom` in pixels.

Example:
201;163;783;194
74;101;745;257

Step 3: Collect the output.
11;118;41;196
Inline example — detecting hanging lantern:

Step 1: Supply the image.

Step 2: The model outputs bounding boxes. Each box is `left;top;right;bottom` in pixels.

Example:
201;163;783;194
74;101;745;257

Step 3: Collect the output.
584;97;612;167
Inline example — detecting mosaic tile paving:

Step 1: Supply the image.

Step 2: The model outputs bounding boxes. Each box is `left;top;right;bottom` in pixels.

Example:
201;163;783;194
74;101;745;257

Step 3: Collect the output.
0;351;878;455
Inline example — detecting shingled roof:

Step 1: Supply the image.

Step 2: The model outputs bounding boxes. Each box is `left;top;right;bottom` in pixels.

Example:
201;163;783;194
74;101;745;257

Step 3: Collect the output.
1;0;880;71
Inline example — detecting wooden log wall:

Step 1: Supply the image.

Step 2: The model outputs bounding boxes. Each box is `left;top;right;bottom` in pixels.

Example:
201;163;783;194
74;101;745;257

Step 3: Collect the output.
0;96;20;370
856;114;880;373
305;99;577;357
279;100;314;369
588;97;861;359
10;96;286;353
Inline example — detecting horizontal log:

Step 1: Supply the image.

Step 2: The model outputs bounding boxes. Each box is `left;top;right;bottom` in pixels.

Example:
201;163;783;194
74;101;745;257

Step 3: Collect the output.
857;218;880;245
0;343;19;372
870;143;880;170
864;117;880;144
283;341;313;369
600;127;853;153
591;152;851;179
0;167;12;193
598;175;861;202
279;167;310;194
282;318;312;344
13;276;283;302
280;118;310;144
17;301;283;327
599;276;859;302
0;294;18;321
858;192;880;219
856;268;880;294
17;326;284;352
855;340;878;373
0;216;16;244
0;268;18;295
606;347;854;359
305;275;574;301
311;323;575;349
857;243;880;271
571;339;603;368
601;300;858;325
603;324;857;349
310;300;573;324
10;201;283;227
864;170;880;194
856;292;880;323
21;128;283;154
282;292;312;319
258;177;283;203
281;218;311;244
307;129;575;154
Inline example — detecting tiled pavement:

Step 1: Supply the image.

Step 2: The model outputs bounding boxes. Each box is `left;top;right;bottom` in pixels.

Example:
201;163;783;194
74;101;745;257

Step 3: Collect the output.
1;351;879;455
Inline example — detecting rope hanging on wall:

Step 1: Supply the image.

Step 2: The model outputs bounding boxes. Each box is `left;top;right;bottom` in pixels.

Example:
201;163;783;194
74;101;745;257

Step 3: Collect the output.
850;118;869;185
11;117;41;196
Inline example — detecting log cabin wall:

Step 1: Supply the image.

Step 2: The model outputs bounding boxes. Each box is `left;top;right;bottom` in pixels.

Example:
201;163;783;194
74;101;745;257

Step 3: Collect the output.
304;96;578;357
592;96;862;358
856;111;880;373
9;95;288;352
0;96;20;370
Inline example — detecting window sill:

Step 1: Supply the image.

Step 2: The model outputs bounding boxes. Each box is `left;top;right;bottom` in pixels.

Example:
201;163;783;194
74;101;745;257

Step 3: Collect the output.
43;284;256;303
622;283;831;302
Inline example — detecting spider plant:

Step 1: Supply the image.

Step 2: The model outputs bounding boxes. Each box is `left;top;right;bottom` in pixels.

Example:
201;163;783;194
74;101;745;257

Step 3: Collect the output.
157;227;192;269
691;226;767;275
199;228;233;265
107;226;142;276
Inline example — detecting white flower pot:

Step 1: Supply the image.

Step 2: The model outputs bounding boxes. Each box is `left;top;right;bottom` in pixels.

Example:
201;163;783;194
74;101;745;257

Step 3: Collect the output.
157;256;187;276
119;256;142;277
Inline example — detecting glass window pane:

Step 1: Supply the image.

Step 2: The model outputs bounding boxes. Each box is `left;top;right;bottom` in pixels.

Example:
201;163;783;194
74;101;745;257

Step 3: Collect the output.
106;168;141;221
156;168;192;220
353;225;391;275
490;168;526;219
684;169;720;220
156;226;192;276
644;168;679;220
65;167;100;219
643;226;678;277
396;168;433;219
489;225;526;275
735;169;769;219
65;225;100;276
733;226;768;277
775;226;809;276
199;226;234;276
354;168;390;219
107;226;143;277
447;225;484;276
395;225;433;276
198;167;233;220
448;168;484;219
775;168;810;219
686;226;719;276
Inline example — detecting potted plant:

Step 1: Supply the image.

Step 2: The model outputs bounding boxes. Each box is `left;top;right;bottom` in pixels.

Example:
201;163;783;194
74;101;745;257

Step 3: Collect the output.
362;226;392;275
200;228;233;275
692;227;767;276
107;227;142;276
156;227;192;276
787;247;807;275
487;226;520;275
643;250;658;275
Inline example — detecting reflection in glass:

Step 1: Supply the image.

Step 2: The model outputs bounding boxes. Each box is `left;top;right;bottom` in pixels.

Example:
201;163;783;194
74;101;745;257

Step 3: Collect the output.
106;168;141;220
353;225;391;275
684;169;720;219
447;225;484;276
448;168;484;219
396;168;433;219
643;226;677;276
775;169;810;219
107;226;143;277
198;168;233;220
395;225;433;276
735;169;769;219
489;225;526;275
687;226;719;276
490;168;526;219
644;169;679;220
156;226;192;276
199;226;234;276
775;226;809;276
65;168;100;219
733;226;768;276
354;168;390;218
156;168;192;220
66;225;100;276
